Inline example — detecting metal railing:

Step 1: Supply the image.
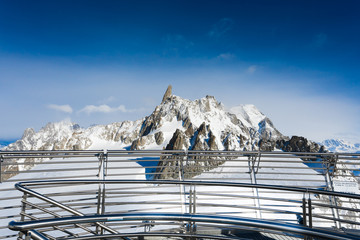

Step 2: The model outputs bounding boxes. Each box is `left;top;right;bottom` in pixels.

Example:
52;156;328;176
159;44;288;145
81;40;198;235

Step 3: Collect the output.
1;150;360;239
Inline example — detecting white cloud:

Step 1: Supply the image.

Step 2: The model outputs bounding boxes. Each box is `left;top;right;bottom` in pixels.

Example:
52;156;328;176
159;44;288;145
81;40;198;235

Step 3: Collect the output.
47;104;73;113
247;65;257;74
79;104;128;114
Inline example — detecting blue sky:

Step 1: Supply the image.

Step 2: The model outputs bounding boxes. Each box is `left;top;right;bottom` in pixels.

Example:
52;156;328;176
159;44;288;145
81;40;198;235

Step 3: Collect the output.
0;0;359;142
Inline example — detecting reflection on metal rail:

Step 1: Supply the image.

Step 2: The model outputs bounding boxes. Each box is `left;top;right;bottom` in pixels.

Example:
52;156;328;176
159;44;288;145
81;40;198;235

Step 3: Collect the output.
9;212;360;240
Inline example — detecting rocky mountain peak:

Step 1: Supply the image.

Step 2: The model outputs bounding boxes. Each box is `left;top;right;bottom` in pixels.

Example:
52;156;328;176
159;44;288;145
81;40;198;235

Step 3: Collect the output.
161;84;172;103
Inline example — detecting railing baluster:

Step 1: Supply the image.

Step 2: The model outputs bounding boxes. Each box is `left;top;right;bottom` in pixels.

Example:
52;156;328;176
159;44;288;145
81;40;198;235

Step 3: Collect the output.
302;196;307;227
324;154;341;229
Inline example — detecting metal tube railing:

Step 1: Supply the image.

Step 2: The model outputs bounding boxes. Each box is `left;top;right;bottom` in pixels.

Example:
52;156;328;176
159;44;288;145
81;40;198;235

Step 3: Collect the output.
1;150;360;240
15;180;360;199
9;213;360;240
11;179;360;237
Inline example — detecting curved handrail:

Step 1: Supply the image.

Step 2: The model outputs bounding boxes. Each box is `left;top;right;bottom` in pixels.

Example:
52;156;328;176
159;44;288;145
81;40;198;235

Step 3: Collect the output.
15;179;360;200
9;212;360;240
10;179;360;239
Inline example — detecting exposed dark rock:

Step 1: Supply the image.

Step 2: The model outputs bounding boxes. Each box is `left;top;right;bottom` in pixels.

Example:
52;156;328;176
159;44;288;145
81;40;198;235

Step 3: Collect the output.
130;135;155;150
155;122;226;179
185;124;194;137
204;97;211;112
154;129;186;179
197;122;207;137
275;136;331;164
130;138;141;150
165;129;186;150
72;124;81;130
183;117;192;129
258;139;276;151
161;85;172;103
208;131;218;151
155;131;164;145
192;135;205;150
277;136;322;153
139;117;154;137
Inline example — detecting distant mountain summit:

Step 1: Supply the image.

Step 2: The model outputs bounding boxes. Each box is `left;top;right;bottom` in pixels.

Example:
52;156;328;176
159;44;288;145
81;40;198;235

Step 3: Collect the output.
321;139;360;153
4;86;322;154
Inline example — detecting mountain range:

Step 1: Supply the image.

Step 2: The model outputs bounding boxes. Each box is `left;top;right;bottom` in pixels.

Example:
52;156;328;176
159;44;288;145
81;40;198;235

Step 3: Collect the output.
3;85;360;155
4;86;325;154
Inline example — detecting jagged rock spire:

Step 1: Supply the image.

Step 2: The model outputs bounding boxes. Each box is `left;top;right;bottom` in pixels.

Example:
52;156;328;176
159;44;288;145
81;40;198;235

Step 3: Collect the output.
161;85;172;103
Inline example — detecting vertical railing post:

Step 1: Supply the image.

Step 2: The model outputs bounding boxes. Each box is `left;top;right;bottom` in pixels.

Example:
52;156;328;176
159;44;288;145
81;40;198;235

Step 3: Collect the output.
248;152;262;219
187;185;196;236
177;150;187;234
302;196;307;227
330;153;339;178
189;189;193;214
19;193;28;239
20;193;27;221
24;232;31;240
302;193;312;240
0;154;3;183
179;150;186;213
324;153;341;229
308;197;312;228
101;150;108;222
96;150;107;234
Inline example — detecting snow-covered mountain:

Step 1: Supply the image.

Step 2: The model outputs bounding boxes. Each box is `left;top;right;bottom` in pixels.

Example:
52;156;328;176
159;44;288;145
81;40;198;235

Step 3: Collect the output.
2;86;324;180
5;86;286;152
321;139;360;153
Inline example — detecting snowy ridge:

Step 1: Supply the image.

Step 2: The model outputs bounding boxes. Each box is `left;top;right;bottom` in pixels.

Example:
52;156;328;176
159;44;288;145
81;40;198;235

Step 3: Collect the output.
5;119;144;151
229;104;266;129
321;139;360;153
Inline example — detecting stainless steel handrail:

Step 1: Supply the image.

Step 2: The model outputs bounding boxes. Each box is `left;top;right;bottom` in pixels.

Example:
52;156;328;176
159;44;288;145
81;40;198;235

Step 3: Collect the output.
15;179;360;200
9;212;360;240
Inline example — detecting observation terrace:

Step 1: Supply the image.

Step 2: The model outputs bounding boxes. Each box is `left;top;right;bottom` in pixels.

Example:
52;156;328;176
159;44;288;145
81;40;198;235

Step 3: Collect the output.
1;150;360;239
